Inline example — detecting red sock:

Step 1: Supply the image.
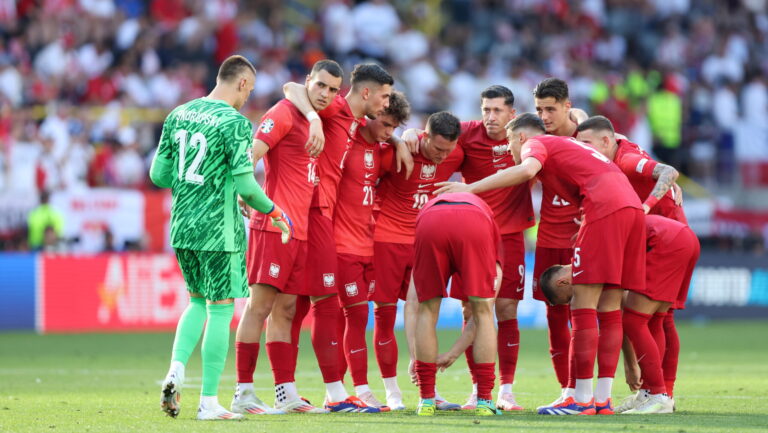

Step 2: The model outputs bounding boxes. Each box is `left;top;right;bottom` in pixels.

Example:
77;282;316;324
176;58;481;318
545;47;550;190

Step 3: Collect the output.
415;361;436;399
465;344;477;384
547;304;571;388
623;308;666;394
474;362;496;400
311;296;343;383
235;342;259;383
374;305;398;378
597;310;623;379
649;312;667;361
291;295;311;366
266;341;295;384
662;311;680;397
338;301;348;381
570;308;598;380
497;319;519;385
344;303;369;387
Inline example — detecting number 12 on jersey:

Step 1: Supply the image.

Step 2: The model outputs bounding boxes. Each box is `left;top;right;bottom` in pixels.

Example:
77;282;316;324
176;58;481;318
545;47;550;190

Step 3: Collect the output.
176;129;208;185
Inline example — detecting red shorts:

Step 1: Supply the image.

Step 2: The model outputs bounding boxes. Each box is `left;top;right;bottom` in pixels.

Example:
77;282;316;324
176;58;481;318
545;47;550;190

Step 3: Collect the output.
413;204;498;302
247;229;308;295
337;253;374;307
572;207;646;292
642;227;700;308
532;246;574;302
372;241;412;304
304;207;338;297
452;232;525;302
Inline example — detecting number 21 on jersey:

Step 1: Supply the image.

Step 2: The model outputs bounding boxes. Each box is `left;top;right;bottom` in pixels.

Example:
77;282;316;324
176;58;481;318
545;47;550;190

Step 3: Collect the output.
176;129;208;185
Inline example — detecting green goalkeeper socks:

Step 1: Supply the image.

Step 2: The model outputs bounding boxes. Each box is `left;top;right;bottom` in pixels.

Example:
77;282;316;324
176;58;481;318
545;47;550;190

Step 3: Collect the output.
201;302;235;397
171;297;207;365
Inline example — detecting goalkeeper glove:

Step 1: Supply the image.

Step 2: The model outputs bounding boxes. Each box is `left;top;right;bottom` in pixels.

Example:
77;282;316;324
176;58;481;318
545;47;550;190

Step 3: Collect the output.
268;205;293;244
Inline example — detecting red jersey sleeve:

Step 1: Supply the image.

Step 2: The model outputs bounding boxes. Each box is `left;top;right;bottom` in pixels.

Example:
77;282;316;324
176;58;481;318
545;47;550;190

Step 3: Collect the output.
319;94;345;119
255;103;292;149
521;138;548;165
617;152;659;182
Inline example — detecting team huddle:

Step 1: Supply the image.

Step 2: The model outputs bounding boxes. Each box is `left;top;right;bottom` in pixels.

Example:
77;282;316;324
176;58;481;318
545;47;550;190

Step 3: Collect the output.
149;54;699;420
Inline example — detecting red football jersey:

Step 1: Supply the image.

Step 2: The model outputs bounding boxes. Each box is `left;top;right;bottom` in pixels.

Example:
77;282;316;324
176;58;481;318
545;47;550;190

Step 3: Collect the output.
458;121;535;234
646;214;689;256
333;129;380;256
374;145;465;244
522;135;642;223
314;94;364;218
250;99;314;240
614;138;688;224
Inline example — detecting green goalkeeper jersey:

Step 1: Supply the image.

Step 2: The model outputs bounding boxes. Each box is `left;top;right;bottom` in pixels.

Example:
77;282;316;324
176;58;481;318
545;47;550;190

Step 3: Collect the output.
155;97;254;252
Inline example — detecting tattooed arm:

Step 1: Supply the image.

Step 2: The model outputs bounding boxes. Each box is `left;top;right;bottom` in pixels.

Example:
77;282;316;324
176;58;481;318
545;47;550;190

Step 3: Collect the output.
643;163;679;214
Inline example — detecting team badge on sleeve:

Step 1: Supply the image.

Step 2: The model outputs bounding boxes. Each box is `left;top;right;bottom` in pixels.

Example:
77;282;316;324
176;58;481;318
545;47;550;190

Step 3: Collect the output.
259;118;275;134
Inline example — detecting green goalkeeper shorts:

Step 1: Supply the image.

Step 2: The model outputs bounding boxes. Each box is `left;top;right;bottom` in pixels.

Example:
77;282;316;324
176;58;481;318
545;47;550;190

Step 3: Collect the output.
175;249;249;301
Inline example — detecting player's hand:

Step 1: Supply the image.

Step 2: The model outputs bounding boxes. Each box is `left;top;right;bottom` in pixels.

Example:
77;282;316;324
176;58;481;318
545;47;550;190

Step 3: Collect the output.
624;362;643;392
672;182;683;206
268;205;293;244
568;108;589;125
238;197;251;218
401;128;422;154
433;181;471;195
436;352;458;372
395;142;414;179
642;203;651;214
305;118;325;157
408;358;418;384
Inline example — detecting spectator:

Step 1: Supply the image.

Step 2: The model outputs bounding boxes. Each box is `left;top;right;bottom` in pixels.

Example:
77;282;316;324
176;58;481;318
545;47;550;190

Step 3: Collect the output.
27;190;64;250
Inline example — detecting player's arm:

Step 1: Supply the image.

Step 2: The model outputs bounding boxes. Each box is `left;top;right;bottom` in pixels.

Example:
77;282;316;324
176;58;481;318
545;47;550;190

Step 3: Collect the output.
643;163;680;213
149;118;174;188
149;151;173;188
569;108;589;124
233;173;292;243
389;134;414;178
436;315;476;372
433;157;542;195
403;279;419;384
622;335;643;392
283;82;324;157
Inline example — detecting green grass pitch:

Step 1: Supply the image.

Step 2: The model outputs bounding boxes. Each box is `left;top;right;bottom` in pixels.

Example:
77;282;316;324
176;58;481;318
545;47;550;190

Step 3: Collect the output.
1;320;767;432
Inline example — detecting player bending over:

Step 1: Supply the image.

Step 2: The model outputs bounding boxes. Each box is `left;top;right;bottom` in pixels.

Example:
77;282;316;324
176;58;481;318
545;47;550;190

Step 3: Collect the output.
152;55;292;421
412;192;504;417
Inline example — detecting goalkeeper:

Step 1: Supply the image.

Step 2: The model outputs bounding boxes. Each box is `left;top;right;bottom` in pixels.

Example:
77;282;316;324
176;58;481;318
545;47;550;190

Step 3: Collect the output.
150;55;292;421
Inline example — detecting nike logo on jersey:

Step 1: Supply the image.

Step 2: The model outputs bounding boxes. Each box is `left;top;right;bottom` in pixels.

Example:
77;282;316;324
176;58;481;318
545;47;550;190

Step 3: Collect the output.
573;270;584;277
417;184;433;189
350;348;366;354
331;341;338;346
492;156;507;163
378;340;392;346
365;173;375;179
516;286;524;292
507;343;519;347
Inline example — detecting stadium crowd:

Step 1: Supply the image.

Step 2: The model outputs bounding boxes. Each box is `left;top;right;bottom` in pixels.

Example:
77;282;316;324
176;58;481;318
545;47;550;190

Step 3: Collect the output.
0;0;766;252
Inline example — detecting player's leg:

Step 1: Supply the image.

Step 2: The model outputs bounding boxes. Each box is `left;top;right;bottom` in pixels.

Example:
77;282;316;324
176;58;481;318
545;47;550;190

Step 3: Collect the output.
197;251;251;420
161;249;206;418
594;288;624;414
470;297;500;416
494;232;526;409
289;295;311;374
372;241;411;409
533;247;574;410
568;283;603;412
622;292;674;414
414;296;441;416
460;298;479;409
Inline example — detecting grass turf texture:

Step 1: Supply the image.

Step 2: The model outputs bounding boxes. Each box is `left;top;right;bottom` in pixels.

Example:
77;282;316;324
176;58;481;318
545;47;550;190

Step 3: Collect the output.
1;321;766;432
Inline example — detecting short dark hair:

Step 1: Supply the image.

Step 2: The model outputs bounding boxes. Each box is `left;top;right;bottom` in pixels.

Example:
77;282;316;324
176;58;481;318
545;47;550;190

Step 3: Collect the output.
351;63;394;89
310;59;343;79
427;111;461;141
539;265;565;305
383;91;410;125
534;78;569;102
217;55;256;82
576;115;615;134
506;112;546;134
481;85;515;107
